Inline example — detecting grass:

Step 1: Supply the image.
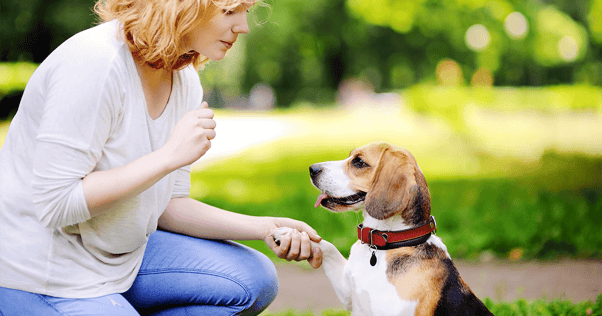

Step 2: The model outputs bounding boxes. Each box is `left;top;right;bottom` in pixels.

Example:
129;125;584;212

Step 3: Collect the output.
191;146;602;261
259;294;602;315
403;84;602;133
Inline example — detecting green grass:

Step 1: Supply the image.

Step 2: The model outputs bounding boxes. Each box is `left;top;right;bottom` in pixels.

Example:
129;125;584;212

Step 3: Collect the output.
403;84;602;134
192;146;602;260
259;294;602;316
484;295;602;316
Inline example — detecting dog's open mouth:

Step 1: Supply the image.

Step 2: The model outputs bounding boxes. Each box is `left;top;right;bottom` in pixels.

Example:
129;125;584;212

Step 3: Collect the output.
315;191;367;208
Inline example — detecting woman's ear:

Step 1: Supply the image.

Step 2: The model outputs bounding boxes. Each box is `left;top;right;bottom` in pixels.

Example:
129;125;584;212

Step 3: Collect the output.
364;149;416;220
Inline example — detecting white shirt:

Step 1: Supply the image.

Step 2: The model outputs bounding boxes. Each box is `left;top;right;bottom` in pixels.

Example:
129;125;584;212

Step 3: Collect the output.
0;20;202;298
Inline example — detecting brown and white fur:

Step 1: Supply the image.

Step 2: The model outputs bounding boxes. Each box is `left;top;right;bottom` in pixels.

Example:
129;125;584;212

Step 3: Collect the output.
275;143;492;316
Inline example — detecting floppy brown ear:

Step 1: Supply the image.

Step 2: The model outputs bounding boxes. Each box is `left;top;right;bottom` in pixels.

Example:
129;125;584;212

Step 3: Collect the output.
364;149;416;220
405;170;431;225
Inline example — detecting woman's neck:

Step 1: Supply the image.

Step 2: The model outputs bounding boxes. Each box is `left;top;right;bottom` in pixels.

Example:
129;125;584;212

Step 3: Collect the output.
134;57;174;120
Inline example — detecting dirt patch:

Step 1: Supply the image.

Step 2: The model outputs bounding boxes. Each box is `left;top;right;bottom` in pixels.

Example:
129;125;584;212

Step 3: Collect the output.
268;259;602;314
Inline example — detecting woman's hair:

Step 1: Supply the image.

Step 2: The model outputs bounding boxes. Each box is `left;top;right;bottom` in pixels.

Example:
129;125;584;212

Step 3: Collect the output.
94;0;256;71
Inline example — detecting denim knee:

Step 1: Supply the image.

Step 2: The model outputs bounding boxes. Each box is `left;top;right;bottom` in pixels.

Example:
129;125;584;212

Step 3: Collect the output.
238;248;279;315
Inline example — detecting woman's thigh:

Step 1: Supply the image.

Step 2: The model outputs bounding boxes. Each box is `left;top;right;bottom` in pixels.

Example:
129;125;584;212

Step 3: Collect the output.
0;287;139;316
123;230;278;316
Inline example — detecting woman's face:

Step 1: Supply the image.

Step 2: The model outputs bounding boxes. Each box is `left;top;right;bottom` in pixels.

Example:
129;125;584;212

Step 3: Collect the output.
183;3;252;61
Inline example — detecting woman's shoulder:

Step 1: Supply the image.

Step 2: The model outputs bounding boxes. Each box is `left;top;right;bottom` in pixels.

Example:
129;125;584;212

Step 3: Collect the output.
66;20;125;53
47;20;130;72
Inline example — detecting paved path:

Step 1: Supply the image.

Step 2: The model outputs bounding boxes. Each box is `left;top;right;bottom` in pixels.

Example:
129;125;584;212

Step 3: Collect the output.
268;260;602;314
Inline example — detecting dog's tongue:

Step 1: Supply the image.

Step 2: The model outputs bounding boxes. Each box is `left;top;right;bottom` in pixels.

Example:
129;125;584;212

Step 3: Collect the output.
314;193;328;208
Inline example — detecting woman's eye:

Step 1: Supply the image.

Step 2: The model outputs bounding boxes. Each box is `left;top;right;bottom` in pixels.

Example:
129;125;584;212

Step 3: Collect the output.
223;9;234;15
351;157;369;169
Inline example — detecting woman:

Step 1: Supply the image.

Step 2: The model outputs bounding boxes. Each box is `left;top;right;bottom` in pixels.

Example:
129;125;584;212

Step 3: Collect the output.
0;0;322;315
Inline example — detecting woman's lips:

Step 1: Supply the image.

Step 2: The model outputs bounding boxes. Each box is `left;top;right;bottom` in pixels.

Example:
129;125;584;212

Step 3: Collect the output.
221;41;233;49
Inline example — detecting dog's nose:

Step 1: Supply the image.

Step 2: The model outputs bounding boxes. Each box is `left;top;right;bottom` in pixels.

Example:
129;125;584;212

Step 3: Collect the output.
309;164;323;178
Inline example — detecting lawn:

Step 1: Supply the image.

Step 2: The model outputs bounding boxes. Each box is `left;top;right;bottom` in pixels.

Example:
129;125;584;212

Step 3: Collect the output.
260;294;602;315
188;95;602;261
192;142;602;261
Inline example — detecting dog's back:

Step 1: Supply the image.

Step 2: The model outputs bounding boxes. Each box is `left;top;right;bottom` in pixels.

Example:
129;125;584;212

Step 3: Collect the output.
435;258;493;315
374;236;492;316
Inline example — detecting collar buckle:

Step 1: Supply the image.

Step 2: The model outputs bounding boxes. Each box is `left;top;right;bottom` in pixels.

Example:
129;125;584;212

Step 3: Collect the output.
430;216;437;235
369;229;388;248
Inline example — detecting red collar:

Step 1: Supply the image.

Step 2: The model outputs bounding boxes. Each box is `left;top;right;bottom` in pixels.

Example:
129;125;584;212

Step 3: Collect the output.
357;216;437;249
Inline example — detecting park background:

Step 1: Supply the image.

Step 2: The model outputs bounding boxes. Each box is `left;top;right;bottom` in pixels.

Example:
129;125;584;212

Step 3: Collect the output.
1;0;601;314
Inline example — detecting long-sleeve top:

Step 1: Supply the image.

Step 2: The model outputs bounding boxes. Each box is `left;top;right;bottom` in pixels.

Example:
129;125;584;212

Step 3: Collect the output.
0;20;202;298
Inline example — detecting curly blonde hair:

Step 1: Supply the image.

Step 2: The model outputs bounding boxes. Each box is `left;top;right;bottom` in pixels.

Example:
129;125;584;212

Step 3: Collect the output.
94;0;257;71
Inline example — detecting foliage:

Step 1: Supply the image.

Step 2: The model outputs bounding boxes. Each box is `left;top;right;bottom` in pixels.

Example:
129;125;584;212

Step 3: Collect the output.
0;62;37;119
236;0;602;106
1;0;96;62
0;120;9;147
259;294;602;316
2;0;602;107
0;62;37;95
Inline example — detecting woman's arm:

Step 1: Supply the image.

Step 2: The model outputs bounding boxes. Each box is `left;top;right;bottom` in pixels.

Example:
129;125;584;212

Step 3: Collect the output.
82;102;215;218
159;197;323;268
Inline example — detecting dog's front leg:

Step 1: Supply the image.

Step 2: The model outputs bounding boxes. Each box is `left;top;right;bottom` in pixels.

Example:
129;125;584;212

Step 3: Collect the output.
311;240;352;310
273;228;352;309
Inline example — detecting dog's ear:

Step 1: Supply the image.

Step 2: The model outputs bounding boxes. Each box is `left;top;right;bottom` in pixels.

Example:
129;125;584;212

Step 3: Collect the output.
365;148;416;220
365;148;431;223
407;168;431;225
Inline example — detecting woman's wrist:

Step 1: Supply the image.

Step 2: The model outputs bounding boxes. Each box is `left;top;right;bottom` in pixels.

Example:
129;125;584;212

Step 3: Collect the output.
154;145;185;174
255;216;278;240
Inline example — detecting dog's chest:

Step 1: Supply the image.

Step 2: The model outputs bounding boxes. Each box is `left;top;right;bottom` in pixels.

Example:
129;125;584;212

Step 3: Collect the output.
347;241;418;316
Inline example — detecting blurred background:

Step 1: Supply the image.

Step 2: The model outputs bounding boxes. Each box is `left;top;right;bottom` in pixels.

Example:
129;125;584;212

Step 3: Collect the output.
1;0;601;305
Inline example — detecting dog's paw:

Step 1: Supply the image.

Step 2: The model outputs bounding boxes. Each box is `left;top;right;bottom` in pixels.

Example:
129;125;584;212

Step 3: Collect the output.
271;227;295;245
314;239;338;257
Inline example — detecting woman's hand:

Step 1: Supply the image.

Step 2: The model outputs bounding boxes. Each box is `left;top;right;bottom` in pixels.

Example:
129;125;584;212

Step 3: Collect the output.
263;217;323;269
161;101;216;170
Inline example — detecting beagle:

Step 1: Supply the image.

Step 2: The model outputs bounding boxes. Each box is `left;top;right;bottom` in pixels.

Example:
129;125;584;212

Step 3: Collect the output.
275;142;493;316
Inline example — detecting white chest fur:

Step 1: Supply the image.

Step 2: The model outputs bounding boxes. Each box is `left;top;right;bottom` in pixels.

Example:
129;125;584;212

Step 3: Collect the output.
346;241;418;316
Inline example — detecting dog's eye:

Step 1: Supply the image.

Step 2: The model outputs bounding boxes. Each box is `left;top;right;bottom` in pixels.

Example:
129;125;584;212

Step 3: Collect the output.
351;156;369;169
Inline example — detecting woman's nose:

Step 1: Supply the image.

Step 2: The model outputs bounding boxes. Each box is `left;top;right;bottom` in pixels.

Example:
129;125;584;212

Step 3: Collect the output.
232;13;249;34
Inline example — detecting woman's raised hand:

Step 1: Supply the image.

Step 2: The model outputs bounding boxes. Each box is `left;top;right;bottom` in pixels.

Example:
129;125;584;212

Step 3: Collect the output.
162;101;216;170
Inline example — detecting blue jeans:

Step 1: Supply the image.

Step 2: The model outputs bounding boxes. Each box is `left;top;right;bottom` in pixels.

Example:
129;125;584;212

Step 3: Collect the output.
0;230;278;316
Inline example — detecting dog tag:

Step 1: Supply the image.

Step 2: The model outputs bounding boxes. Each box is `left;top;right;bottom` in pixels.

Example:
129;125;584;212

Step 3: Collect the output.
370;251;377;266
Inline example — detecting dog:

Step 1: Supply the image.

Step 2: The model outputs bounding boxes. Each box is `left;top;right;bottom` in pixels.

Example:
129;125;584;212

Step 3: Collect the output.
274;142;493;316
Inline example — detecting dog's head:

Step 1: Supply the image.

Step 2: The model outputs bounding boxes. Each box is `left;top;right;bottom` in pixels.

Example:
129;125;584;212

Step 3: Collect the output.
310;143;430;225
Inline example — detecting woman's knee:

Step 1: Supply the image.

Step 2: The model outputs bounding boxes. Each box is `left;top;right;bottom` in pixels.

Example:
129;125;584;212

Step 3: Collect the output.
132;233;279;315
235;245;279;315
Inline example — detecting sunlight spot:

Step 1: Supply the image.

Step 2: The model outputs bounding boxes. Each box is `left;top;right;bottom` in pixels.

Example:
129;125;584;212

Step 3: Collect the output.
504;12;529;39
558;35;579;62
465;24;490;51
224;179;249;200
436;59;463;86
471;67;494;87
